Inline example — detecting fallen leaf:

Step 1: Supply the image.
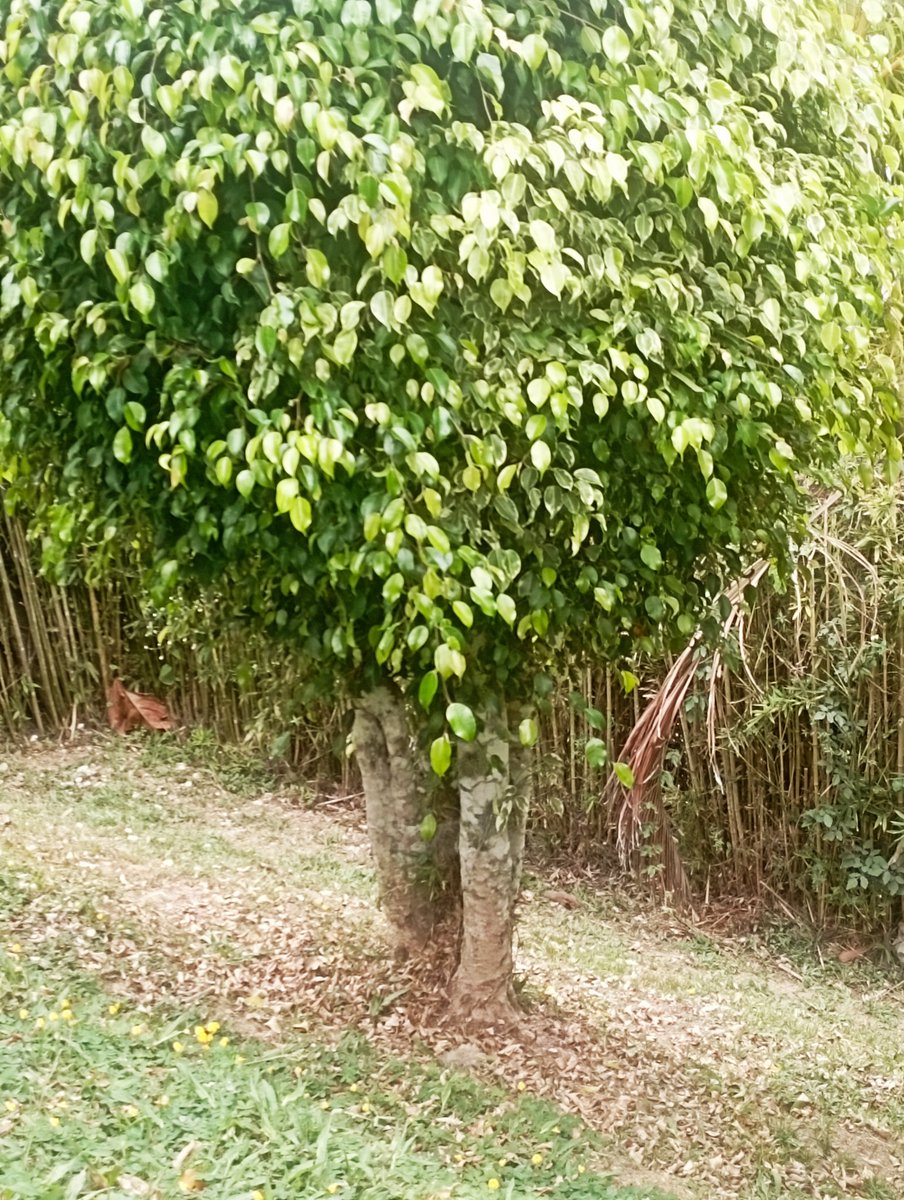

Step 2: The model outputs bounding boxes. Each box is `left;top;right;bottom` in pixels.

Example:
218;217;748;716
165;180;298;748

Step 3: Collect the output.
172;1141;202;1172
107;677;174;734
178;1169;206;1194
118;1176;153;1197
837;946;865;963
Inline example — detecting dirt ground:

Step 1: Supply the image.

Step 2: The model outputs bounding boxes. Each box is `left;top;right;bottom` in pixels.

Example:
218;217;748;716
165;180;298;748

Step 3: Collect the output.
1;734;902;1200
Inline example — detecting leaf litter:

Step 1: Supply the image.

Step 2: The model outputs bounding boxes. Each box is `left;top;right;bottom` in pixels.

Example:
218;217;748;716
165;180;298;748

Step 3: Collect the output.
0;736;902;1200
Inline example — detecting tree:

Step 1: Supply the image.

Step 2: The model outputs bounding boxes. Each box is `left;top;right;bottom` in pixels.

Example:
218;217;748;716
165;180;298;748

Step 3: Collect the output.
1;0;902;1024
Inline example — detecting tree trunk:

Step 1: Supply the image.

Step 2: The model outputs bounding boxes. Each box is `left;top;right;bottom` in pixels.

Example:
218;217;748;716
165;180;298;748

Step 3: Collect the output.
450;706;530;1027
353;685;434;959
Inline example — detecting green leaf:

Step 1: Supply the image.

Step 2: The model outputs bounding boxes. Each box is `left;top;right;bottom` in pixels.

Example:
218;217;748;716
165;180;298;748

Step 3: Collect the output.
376;0;402;21
697;197;719;233
435;643;466;679
331;329;357;366
219;55;245;93
640;543;662;570
430;735;452;777
268;223;291;257
79;229;98;264
518;718;538;748
383;244;407;284
407;624;429;651
112;427;132;464
520;33;547;70
418;671;438;710
620;671;639;695
820;322;842;353
140;125;166;159
451;24;476;62
613;761;635;788
305;248;330;288
530;441;551;474
370;291;394;328
602;26;631;65
452;599;473;627
289;496;312;533
496;594;516;625
585;738;608;768
706;478;728;510
191;189;216;229
275;477;299;513
446;702;477;742
128;277;155;317
105;248;130;286
419;811;438;842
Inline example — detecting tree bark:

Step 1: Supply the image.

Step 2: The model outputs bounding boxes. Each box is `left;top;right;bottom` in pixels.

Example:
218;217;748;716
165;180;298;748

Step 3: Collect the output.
449;705;530;1027
352;685;434;959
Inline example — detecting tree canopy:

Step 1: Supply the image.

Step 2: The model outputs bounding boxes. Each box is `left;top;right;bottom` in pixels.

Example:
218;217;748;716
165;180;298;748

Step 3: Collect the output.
1;0;902;754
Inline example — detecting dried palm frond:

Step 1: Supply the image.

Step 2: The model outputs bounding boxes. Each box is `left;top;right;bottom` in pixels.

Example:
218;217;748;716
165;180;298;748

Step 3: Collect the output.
603;493;847;904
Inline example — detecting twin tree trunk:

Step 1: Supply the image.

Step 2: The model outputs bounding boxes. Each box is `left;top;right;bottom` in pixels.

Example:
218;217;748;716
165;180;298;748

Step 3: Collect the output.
353;686;529;1026
351;688;434;959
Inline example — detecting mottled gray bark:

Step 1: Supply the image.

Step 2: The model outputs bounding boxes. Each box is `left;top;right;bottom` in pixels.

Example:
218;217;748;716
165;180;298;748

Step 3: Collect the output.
353;685;434;959
450;706;530;1026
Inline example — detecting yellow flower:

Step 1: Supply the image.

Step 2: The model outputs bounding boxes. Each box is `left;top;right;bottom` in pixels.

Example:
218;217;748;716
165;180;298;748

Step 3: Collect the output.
48;1115;60;1127
108;1003;121;1016
349;1083;358;1093
8;943;21;954
156;1095;170;1108
531;1153;544;1166
34;1017;45;1030
49;1012;59;1022
18;1008;28;1020
194;1025;213;1045
61;997;71;1010
326;1187;340;1197
173;1041;185;1054
252;1192;265;1200
131;1024;145;1037
516;1081;526;1092
218;1036;230;1047
123;1104;139;1118
320;1100;330;1110
577;1165;586;1175
4;1100;18;1112
360;1102;370;1114
61;1010;74;1022
487;1181;501;1192
234;1054;246;1065
498;1157;508;1168
205;1021;220;1034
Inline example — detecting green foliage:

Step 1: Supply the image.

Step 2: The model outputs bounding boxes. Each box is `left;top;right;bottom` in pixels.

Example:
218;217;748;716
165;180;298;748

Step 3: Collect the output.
1;0;903;754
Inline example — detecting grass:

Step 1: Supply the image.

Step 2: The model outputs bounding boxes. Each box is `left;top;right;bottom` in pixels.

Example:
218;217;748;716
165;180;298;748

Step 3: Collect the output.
0;872;645;1200
0;733;902;1200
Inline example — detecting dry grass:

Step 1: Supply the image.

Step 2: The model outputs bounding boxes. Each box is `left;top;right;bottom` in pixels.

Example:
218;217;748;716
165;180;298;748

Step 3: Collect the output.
1;733;902;1200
